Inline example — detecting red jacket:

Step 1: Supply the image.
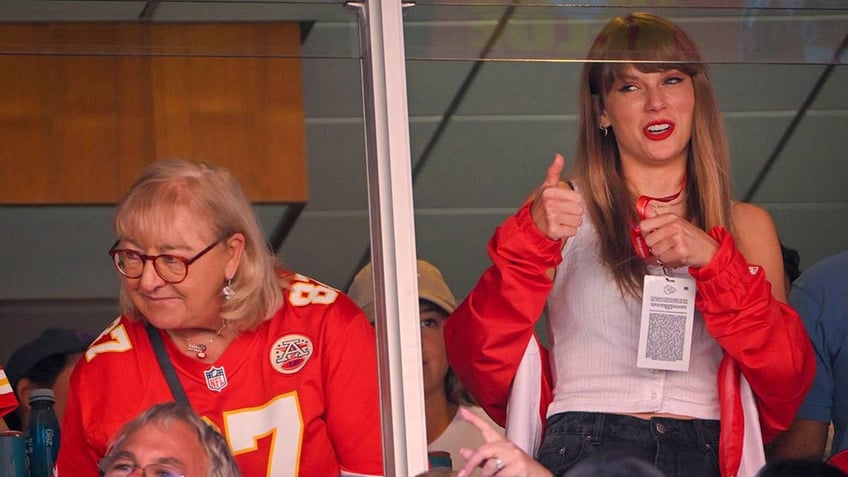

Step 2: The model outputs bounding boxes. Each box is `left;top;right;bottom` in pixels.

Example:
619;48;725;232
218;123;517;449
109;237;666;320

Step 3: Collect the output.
0;365;18;419
445;204;815;477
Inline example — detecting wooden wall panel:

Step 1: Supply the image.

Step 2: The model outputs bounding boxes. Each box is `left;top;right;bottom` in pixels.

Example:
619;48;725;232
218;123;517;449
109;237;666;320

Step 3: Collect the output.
0;22;306;204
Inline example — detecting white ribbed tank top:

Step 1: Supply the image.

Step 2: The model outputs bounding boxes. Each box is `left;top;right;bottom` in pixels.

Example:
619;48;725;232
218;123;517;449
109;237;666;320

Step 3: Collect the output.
545;211;721;420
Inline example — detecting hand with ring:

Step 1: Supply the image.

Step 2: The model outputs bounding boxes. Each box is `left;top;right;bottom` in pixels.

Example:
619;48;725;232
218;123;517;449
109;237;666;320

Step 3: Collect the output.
455;408;553;477
638;209;719;269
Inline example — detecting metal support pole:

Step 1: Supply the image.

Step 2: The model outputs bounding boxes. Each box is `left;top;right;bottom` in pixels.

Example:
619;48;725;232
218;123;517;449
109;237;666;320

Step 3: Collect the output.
348;1;427;476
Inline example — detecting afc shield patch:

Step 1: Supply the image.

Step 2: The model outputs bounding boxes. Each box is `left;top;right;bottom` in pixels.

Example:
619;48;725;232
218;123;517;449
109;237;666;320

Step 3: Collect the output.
203;366;228;392
270;334;313;375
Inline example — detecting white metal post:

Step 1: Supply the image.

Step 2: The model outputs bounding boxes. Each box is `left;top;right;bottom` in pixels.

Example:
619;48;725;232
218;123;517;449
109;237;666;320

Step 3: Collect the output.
349;1;428;476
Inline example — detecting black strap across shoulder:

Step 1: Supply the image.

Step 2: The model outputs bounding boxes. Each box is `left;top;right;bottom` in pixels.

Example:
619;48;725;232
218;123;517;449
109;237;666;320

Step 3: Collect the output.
145;322;190;405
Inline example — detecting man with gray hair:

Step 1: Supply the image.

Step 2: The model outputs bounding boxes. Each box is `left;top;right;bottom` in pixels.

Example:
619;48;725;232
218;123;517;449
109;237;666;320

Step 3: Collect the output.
98;401;241;477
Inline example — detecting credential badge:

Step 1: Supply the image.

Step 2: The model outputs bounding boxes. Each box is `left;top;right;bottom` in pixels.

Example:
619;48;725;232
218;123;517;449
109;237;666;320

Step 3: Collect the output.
204;366;228;392
270;334;313;375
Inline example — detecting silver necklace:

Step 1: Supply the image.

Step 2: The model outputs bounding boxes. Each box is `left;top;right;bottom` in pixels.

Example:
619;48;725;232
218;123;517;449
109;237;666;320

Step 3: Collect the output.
180;322;227;359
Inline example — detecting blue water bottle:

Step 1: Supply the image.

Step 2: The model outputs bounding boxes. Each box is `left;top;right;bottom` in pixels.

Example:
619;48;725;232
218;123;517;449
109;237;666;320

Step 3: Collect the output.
428;451;453;474
24;389;60;477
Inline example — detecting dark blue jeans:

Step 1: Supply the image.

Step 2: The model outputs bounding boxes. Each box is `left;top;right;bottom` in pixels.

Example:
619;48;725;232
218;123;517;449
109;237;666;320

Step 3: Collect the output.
536;412;721;477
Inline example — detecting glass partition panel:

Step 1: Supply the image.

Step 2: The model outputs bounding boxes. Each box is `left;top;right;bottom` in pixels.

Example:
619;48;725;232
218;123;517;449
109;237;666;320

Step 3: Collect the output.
0;0;373;381
0;3;431;476
404;1;847;303
0;0;370;300
404;0;847;64
404;4;846;475
1;0;845;475
0;0;360;57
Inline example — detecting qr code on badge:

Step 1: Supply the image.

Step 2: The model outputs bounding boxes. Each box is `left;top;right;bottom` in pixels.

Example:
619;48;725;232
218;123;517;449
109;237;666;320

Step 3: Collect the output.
646;312;685;362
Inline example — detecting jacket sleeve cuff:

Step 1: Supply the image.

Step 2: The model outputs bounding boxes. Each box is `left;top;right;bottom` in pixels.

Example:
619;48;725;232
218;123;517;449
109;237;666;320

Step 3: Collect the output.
502;202;564;268
689;226;769;315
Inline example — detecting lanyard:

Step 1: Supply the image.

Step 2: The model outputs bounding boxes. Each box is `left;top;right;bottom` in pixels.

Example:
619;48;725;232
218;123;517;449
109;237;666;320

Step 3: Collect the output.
630;177;687;259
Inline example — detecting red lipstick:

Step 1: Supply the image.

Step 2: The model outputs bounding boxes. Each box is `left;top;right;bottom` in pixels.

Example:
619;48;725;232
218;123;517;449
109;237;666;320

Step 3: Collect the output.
643;120;674;140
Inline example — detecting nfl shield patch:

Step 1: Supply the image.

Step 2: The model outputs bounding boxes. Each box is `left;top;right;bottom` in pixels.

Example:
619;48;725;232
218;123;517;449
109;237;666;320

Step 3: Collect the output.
203;366;228;392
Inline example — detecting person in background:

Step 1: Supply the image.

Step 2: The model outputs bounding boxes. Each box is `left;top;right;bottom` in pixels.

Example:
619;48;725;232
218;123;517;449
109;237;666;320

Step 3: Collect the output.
769;250;848;471
3;327;93;431
780;242;802;292
99;401;241;477
755;459;847;477
562;454;666;477
0;365;18;431
444;12;815;477
348;259;504;472
58;159;383;477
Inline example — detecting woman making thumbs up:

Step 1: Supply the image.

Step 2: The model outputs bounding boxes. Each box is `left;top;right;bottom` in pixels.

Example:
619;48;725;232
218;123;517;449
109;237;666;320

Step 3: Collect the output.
444;12;814;477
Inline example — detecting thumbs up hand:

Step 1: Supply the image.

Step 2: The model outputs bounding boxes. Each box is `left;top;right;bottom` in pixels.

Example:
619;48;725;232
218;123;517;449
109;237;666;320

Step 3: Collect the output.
529;154;584;241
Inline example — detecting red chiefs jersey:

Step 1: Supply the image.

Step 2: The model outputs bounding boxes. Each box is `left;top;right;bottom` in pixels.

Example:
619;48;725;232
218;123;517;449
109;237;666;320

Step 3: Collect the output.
0;365;18;418
57;275;383;477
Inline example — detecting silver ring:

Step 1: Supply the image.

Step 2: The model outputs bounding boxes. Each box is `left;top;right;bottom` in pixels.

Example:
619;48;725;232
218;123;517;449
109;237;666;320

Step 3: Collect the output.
494;458;505;472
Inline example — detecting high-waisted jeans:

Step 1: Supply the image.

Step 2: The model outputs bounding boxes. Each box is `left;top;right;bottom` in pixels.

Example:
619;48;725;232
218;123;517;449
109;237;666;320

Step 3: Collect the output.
536;412;721;477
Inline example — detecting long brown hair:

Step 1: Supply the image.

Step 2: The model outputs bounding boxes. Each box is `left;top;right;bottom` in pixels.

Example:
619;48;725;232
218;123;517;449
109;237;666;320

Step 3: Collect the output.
571;13;733;296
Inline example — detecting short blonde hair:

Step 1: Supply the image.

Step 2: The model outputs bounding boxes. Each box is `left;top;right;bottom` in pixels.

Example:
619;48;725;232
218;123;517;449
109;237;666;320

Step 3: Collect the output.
113;159;283;329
